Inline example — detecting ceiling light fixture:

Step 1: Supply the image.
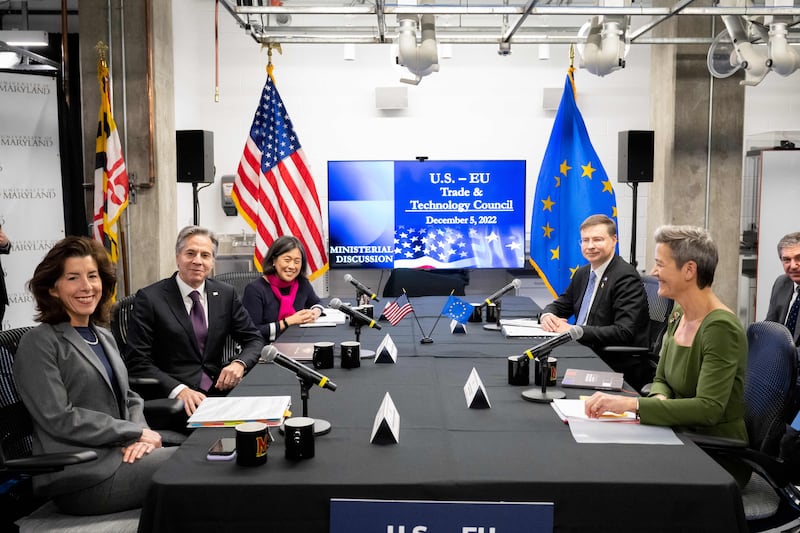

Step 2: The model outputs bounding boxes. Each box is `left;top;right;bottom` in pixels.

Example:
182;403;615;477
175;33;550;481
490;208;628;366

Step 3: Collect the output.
0;30;48;47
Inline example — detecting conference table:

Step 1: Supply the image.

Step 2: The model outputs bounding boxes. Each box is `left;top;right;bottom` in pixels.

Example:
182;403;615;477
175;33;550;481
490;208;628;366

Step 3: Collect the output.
138;296;746;532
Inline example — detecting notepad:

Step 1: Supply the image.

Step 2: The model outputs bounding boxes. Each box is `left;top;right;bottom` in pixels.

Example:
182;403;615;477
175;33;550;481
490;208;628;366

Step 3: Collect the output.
270;342;315;361
561;368;624;391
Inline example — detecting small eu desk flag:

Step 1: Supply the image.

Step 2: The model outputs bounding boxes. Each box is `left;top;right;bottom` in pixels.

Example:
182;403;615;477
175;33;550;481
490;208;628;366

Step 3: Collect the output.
442;295;472;324
529;69;618;298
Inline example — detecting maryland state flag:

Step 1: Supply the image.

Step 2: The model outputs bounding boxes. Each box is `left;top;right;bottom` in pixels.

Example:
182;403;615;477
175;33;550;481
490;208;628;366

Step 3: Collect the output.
529;68;618;298
92;56;129;264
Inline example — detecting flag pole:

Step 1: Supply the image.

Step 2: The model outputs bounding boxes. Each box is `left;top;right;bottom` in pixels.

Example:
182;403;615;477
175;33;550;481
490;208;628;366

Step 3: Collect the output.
422;289;455;343
404;288;432;344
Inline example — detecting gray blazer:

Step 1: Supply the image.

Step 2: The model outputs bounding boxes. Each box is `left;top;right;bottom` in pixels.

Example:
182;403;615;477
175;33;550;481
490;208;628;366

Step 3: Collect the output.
765;274;800;345
13;322;147;498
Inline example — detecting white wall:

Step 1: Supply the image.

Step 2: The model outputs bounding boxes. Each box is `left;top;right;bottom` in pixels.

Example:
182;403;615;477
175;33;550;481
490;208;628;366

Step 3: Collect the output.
171;0;800;290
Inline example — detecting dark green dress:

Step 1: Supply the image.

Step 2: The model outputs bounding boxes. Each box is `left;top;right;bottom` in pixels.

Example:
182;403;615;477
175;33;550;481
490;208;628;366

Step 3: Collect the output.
639;307;750;486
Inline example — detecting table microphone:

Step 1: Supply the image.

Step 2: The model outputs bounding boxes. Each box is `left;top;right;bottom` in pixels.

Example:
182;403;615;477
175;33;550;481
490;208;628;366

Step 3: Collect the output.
344;274;380;301
329;298;382;330
261;345;337;391
518;326;584;361
483;278;521;307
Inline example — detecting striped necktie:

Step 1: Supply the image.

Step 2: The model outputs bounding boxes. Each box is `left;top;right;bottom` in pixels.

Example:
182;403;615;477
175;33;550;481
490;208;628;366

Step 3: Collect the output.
785;285;800;336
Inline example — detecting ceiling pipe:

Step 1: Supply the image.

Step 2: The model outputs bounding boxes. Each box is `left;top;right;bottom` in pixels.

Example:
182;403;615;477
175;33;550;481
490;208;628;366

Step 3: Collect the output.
767;21;800;76
720;14;769;85
396;0;439;85
579;15;628;76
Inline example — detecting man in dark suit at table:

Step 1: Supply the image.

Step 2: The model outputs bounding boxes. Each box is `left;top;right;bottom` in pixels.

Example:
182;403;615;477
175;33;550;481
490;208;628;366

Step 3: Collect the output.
765;231;800;346
539;214;651;390
125;225;263;416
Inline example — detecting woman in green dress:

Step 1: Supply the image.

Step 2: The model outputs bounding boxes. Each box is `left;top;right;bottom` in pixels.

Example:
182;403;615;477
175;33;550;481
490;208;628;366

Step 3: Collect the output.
584;225;749;486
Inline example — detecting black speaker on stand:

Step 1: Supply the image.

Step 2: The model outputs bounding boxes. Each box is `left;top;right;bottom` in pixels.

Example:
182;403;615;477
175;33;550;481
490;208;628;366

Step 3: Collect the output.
176;130;215;225
618;130;654;270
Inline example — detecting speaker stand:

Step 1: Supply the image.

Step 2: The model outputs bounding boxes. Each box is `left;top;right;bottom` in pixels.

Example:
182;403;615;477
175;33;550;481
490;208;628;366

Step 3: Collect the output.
192;182;200;225
629;181;638;270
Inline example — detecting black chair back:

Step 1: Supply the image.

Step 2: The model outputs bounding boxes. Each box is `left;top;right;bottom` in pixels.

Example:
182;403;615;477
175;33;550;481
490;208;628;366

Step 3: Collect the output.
0;327;36;466
110;294;137;355
213;271;262;299
744;321;798;455
641;275;674;361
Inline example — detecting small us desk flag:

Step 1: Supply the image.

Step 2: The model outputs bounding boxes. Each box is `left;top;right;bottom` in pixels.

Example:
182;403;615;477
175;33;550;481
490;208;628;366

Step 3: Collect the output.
92;54;129;264
232;68;328;280
383;294;413;326
529;68;618;298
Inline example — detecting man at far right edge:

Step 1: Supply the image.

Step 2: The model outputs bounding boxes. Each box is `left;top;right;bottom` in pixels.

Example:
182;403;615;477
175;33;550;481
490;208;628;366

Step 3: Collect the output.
539;214;652;391
765;231;800;346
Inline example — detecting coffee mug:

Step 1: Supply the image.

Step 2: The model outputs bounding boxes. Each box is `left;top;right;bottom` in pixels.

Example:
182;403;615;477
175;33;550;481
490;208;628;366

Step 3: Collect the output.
313;341;334;369
359;305;374;319
507;355;530;386
235;421;268;466
468;304;483;323
340;341;361;369
284;417;315;460
486;303;498;323
534;356;558;387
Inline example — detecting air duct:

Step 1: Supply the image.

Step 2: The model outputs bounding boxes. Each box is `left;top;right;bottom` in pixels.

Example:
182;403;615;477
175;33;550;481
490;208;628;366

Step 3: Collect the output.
576;15;629;77
719;15;769;85
767;21;800;76
396;0;439;85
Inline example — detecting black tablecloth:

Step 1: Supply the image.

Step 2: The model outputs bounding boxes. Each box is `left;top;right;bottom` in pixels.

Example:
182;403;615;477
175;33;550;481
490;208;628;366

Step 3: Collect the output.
139;297;746;533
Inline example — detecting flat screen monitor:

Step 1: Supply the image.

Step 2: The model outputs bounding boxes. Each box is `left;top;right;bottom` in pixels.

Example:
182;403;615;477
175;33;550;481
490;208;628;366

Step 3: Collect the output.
328;160;526;269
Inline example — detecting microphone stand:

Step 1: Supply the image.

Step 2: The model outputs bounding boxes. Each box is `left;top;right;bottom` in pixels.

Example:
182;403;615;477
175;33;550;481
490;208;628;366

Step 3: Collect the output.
292;375;332;436
482;299;502;331
353;321;363;343
521;350;566;403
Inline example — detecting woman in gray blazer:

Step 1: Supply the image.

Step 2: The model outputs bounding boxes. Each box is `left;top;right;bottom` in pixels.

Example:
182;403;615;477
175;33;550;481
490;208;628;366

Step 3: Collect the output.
13;237;174;515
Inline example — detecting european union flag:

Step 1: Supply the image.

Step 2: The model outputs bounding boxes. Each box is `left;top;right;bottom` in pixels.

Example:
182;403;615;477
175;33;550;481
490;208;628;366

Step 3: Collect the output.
442;295;472;324
529;70;618;297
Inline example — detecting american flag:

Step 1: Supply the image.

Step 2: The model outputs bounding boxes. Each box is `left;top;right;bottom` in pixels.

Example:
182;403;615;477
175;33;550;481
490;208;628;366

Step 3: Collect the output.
383;294;413;326
232;71;328;280
92;58;129;264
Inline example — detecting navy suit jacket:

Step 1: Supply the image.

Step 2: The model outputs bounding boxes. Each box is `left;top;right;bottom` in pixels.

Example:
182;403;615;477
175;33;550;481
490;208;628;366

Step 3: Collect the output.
765;274;800;345
125;273;263;396
14;323;146;498
542;255;650;350
0;241;9;311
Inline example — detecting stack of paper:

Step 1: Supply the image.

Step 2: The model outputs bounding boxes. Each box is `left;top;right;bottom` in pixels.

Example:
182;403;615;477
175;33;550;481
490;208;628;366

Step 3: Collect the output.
186;396;292;428
300;308;348;327
550;398;636;423
500;319;560;338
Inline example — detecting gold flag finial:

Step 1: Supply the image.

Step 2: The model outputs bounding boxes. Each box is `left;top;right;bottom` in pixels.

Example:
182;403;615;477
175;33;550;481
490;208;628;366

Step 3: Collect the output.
95;41;109;67
569;44;574;69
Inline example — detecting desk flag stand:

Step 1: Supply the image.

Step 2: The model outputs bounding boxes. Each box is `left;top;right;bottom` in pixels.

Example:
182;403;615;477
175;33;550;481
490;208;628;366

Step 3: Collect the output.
405;288;435;344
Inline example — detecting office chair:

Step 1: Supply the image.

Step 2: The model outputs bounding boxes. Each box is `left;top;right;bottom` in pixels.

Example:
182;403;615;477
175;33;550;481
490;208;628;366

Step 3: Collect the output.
599;275;674;392
213;271;262;363
110;297;186;443
213;270;262;298
690;321;800;531
0;327;141;533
